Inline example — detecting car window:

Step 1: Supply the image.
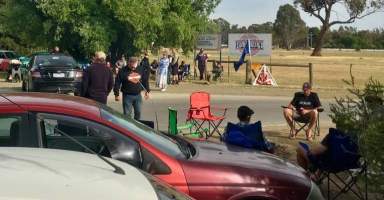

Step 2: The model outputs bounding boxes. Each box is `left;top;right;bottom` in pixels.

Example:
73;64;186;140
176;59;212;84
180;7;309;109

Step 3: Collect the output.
0;53;5;59
0;116;22;146
37;113;142;167
4;51;17;59
100;106;185;158
34;55;77;67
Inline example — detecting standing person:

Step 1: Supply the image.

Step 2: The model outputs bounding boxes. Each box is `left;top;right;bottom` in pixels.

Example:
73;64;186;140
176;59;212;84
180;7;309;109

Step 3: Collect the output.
51;46;60;54
114;57;150;120
158;53;170;92
114;54;126;74
81;51;114;104
195;48;208;80
171;57;179;84
283;82;321;141
140;52;151;84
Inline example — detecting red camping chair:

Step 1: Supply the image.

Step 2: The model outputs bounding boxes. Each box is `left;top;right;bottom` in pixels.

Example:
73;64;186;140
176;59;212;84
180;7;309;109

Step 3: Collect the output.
187;91;227;139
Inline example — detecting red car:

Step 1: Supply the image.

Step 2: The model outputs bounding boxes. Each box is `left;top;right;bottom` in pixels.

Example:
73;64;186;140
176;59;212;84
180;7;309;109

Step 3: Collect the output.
0;93;323;200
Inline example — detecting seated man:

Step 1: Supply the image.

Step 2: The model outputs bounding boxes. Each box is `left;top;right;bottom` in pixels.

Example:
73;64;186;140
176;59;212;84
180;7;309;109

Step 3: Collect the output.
223;106;275;153
283;82;321;141
296;128;360;179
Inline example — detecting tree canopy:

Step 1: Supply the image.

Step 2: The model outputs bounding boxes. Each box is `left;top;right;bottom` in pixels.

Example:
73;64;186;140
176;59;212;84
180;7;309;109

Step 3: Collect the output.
0;0;221;60
274;4;306;50
294;0;384;56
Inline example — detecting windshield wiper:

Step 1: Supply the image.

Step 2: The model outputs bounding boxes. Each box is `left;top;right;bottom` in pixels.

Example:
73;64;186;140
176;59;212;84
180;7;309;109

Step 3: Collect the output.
1;94;125;175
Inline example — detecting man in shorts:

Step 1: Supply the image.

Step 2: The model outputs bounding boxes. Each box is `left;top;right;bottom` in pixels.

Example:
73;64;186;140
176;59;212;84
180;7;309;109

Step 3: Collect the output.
283;82;321;141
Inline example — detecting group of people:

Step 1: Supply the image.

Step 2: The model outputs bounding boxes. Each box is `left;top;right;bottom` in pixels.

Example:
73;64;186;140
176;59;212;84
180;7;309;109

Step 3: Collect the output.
81;51;150;120
151;53;191;91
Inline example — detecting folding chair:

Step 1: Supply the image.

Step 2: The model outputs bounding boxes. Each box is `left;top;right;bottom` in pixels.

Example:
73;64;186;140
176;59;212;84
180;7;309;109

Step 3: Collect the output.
187;91;227;139
313;128;367;200
283;106;323;140
168;107;193;135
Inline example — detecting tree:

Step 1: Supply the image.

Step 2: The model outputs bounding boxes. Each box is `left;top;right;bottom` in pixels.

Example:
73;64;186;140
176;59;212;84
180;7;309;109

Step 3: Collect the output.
213;18;230;44
294;0;384;56
0;0;221;58
274;4;306;50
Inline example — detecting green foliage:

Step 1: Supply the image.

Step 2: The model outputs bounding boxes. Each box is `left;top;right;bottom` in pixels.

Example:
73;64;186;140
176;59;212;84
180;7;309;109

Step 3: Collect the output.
294;0;384;55
273;4;306;50
329;73;384;193
0;0;221;59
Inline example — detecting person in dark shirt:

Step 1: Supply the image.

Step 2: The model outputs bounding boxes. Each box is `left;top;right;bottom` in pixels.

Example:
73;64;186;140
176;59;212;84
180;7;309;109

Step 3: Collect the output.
283;82;321;141
195;48;208;80
114;57;150;120
81;51;113;104
140;53;150;82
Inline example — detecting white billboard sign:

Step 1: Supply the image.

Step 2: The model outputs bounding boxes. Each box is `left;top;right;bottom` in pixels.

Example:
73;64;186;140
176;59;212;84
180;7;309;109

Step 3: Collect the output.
228;33;272;56
196;34;221;50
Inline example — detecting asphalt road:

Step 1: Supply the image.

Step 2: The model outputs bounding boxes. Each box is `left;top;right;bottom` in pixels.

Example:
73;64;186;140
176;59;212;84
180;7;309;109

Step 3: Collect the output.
107;93;333;131
0;82;333;132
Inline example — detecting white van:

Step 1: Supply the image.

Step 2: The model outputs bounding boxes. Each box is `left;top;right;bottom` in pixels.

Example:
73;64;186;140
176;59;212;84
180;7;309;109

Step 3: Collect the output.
0;147;193;200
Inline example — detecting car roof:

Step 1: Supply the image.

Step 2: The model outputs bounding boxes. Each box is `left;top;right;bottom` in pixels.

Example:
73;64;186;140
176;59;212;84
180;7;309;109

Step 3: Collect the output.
0;93;101;118
0;147;158;200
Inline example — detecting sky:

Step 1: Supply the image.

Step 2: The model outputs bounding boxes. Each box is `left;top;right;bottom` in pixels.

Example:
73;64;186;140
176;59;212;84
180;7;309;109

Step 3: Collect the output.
210;0;384;30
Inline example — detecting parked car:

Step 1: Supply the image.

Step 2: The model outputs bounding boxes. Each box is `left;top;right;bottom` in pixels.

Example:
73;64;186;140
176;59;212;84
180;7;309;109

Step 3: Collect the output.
0;93;324;200
0;147;193;200
0;50;18;72
21;53;82;93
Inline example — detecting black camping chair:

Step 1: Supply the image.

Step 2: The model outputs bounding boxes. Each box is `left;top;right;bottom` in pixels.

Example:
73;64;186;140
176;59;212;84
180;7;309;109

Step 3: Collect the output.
282;106;323;140
314;128;367;200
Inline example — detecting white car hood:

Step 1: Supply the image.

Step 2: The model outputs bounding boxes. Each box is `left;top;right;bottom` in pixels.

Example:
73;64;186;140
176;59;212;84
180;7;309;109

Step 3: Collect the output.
0;148;158;200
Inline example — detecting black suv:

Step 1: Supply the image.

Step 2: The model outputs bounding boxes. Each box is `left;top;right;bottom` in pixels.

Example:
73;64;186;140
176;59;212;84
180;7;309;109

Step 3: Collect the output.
22;54;82;93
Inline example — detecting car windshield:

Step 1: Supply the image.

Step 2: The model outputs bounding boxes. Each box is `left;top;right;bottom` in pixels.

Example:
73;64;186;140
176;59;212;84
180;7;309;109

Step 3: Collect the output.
4;51;17;59
100;105;185;158
35;55;77;67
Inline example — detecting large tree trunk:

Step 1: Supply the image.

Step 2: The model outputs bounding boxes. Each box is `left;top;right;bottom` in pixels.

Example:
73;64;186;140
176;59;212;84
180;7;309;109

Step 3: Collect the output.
311;24;329;56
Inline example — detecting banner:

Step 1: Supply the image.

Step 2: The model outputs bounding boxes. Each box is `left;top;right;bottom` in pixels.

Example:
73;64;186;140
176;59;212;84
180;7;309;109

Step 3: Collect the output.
196;34;221;50
228;33;272;56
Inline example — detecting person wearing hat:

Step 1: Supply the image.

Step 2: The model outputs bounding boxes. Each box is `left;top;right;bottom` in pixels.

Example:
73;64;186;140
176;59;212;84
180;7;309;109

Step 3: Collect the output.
283;82;321;141
114;56;150;120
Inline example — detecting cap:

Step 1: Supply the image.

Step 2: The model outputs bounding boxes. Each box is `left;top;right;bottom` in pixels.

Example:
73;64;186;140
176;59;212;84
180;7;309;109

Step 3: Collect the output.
237;105;254;119
302;82;312;90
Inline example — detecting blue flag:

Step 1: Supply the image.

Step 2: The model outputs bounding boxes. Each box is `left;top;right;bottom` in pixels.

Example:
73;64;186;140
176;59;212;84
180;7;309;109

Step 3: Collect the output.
234;39;251;71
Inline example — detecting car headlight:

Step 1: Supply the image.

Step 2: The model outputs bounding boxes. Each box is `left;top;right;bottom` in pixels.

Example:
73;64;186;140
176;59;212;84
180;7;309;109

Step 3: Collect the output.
306;181;324;200
142;171;194;200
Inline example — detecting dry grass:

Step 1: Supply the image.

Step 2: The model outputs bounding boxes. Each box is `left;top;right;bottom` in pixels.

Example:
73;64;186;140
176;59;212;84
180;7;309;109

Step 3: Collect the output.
153;49;384;90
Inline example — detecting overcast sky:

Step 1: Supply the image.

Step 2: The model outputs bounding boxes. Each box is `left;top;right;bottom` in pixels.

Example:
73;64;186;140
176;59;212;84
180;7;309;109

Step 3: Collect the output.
210;0;384;30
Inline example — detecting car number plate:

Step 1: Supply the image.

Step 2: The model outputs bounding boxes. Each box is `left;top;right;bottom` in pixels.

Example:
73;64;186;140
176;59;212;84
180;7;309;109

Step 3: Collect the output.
53;73;65;78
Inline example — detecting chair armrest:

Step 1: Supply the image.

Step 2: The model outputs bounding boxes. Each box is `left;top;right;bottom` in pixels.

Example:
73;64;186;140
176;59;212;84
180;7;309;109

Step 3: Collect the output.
211;106;227;111
317;108;324;112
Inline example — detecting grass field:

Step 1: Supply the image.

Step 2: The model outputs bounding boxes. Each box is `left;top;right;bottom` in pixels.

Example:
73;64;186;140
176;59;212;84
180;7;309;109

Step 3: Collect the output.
156;48;384;91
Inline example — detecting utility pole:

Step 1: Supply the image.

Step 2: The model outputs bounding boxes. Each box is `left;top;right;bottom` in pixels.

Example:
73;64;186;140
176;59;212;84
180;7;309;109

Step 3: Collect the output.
309;32;313;49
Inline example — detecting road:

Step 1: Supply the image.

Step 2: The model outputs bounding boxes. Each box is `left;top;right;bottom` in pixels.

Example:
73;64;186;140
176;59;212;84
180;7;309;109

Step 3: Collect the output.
0;82;333;132
107;93;333;131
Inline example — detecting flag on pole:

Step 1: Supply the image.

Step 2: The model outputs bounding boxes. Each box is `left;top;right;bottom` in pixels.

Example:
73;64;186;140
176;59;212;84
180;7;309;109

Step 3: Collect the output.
234;39;251;71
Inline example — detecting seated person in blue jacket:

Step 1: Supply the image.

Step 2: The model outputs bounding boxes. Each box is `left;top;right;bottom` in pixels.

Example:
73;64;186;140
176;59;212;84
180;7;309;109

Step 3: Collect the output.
224;106;275;153
283;82;321;141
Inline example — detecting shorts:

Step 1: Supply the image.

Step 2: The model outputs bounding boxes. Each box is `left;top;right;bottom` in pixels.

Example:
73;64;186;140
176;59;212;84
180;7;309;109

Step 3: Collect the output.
293;112;311;123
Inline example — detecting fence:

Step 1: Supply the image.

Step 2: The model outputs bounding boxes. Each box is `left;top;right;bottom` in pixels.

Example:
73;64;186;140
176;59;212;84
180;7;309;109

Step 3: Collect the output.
204;60;314;86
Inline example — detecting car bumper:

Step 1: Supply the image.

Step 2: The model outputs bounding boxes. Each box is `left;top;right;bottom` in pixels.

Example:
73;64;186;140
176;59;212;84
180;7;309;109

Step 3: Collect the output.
33;80;81;93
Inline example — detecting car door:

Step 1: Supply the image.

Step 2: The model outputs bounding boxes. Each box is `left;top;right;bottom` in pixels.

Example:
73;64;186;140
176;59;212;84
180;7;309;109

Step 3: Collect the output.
36;113;143;167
